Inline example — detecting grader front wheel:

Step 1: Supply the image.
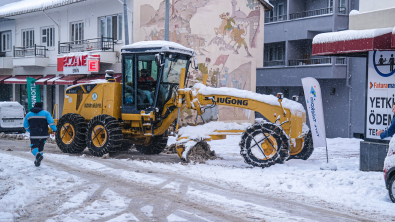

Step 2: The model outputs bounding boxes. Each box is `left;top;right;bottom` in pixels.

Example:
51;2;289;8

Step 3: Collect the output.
55;113;87;153
86;115;123;157
240;122;290;168
288;131;314;160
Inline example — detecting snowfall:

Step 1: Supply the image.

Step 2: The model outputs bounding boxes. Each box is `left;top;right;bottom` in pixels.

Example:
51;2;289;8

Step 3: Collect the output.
0;122;394;221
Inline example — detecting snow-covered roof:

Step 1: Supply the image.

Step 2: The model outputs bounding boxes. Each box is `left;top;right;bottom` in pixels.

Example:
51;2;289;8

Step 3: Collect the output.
0;0;86;18
121;41;195;56
193;83;305;115
313;27;393;44
0;101;23;107
258;0;273;10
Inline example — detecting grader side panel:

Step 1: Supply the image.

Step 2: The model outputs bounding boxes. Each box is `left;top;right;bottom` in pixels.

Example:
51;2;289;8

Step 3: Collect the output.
63;82;122;121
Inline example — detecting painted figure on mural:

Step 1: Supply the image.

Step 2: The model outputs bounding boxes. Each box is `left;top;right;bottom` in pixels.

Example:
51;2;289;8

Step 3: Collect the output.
230;24;252;57
220;67;230;87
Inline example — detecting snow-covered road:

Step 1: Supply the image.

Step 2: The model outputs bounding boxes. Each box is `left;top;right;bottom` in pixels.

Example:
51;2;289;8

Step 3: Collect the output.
0;137;392;221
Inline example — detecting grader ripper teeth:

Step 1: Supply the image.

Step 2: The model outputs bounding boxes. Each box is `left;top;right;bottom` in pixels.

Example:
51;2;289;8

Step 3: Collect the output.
54;41;313;168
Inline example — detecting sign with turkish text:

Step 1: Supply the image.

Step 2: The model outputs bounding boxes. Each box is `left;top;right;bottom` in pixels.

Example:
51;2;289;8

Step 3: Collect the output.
58;53;100;74
302;77;327;148
88;58;100;72
26;77;41;112
366;51;395;140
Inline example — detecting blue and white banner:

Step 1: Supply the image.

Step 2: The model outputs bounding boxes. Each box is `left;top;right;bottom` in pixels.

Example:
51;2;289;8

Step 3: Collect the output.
302;77;327;148
366;51;395;140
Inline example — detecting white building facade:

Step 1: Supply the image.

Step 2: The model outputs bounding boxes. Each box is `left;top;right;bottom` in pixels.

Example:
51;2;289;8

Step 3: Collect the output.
0;0;131;115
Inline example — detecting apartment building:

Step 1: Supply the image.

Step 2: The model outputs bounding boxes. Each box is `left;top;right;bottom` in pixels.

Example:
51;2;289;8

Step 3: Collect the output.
257;0;364;138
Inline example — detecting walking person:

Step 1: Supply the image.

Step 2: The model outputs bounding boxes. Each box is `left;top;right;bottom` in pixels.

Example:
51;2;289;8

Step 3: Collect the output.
23;102;57;167
377;104;395;139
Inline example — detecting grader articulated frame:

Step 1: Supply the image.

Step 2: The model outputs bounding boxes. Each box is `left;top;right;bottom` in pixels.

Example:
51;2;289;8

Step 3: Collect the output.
55;41;313;168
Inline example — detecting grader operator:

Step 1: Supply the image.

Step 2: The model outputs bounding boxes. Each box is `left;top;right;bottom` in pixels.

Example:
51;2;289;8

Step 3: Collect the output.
55;41;313;168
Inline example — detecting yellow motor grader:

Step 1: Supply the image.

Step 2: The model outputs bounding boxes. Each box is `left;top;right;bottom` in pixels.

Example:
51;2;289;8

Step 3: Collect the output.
55;41;313;168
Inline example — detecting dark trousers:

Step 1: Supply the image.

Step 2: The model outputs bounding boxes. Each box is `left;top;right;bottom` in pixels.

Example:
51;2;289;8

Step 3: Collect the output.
30;139;46;154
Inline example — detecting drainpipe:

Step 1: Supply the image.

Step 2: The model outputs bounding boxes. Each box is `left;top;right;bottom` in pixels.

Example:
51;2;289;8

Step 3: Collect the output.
165;0;169;41
123;0;129;45
346;57;352;138
118;0;133;43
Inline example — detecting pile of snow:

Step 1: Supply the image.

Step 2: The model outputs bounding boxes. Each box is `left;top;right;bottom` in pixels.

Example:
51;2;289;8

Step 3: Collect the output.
193;83;305;115
349;10;360;15
178;121;250;140
313;27;393;44
0;0;86;18
122;40;195;56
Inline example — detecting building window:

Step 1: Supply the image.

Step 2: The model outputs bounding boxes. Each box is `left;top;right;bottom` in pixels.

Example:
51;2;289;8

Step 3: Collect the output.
22;29;34;48
71;21;84;43
277;3;284;21
1;31;11;52
41;27;54;47
99;14;123;40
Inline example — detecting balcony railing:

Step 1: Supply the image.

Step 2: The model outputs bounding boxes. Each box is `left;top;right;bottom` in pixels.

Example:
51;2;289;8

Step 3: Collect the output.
265;15;287;23
288;57;331;66
336;57;347;64
58;36;115;54
338;7;347;14
13;45;47;57
264;60;285;67
289;7;333;20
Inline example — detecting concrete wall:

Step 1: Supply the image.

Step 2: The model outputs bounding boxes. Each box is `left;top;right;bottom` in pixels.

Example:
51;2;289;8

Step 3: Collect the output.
359;0;395;13
257;78;350;138
349;57;367;137
350;7;395;30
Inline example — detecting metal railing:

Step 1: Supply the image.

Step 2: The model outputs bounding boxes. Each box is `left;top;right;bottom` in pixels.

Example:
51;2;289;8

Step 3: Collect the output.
289;7;333;20
264;60;285;67
13;45;47;57
265;15;287;23
58;36;115;54
338;7;347;14
288;57;331;66
336;57;347;64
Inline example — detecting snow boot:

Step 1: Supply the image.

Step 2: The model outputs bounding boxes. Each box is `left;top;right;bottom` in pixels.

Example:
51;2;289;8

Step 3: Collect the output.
34;153;43;167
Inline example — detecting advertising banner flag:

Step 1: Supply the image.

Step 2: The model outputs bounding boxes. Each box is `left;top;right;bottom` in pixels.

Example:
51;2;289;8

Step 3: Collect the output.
302;77;327;148
26;77;41;111
366;51;395;140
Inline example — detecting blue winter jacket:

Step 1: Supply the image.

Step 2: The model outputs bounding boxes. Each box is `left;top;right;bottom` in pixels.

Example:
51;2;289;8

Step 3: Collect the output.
23;107;57;139
380;118;395;139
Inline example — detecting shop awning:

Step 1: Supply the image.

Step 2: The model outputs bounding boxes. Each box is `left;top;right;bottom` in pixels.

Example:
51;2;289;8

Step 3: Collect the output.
54;75;85;85
46;75;63;85
0;75;11;84
76;75;107;84
312;27;394;57
4;75;43;84
35;75;56;85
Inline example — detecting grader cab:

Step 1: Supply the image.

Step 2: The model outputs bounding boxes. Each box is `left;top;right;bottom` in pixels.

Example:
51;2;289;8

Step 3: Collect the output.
55;41;313;168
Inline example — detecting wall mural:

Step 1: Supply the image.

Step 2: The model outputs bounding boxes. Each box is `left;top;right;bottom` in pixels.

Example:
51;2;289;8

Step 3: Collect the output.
138;0;264;124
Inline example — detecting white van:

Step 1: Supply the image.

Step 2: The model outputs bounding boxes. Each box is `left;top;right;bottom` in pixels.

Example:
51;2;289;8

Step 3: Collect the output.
0;102;25;133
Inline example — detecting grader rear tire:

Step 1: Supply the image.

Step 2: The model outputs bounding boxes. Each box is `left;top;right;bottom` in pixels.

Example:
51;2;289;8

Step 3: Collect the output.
239;122;290;168
135;136;168;155
86;115;122;157
55;113;87;153
288;131;314;160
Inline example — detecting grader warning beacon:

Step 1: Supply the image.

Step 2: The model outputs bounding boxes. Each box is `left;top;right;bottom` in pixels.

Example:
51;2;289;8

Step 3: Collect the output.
55;41;313;168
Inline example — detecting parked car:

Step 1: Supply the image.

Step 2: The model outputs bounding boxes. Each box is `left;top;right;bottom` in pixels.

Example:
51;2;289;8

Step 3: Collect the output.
0;101;25;133
384;137;395;203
